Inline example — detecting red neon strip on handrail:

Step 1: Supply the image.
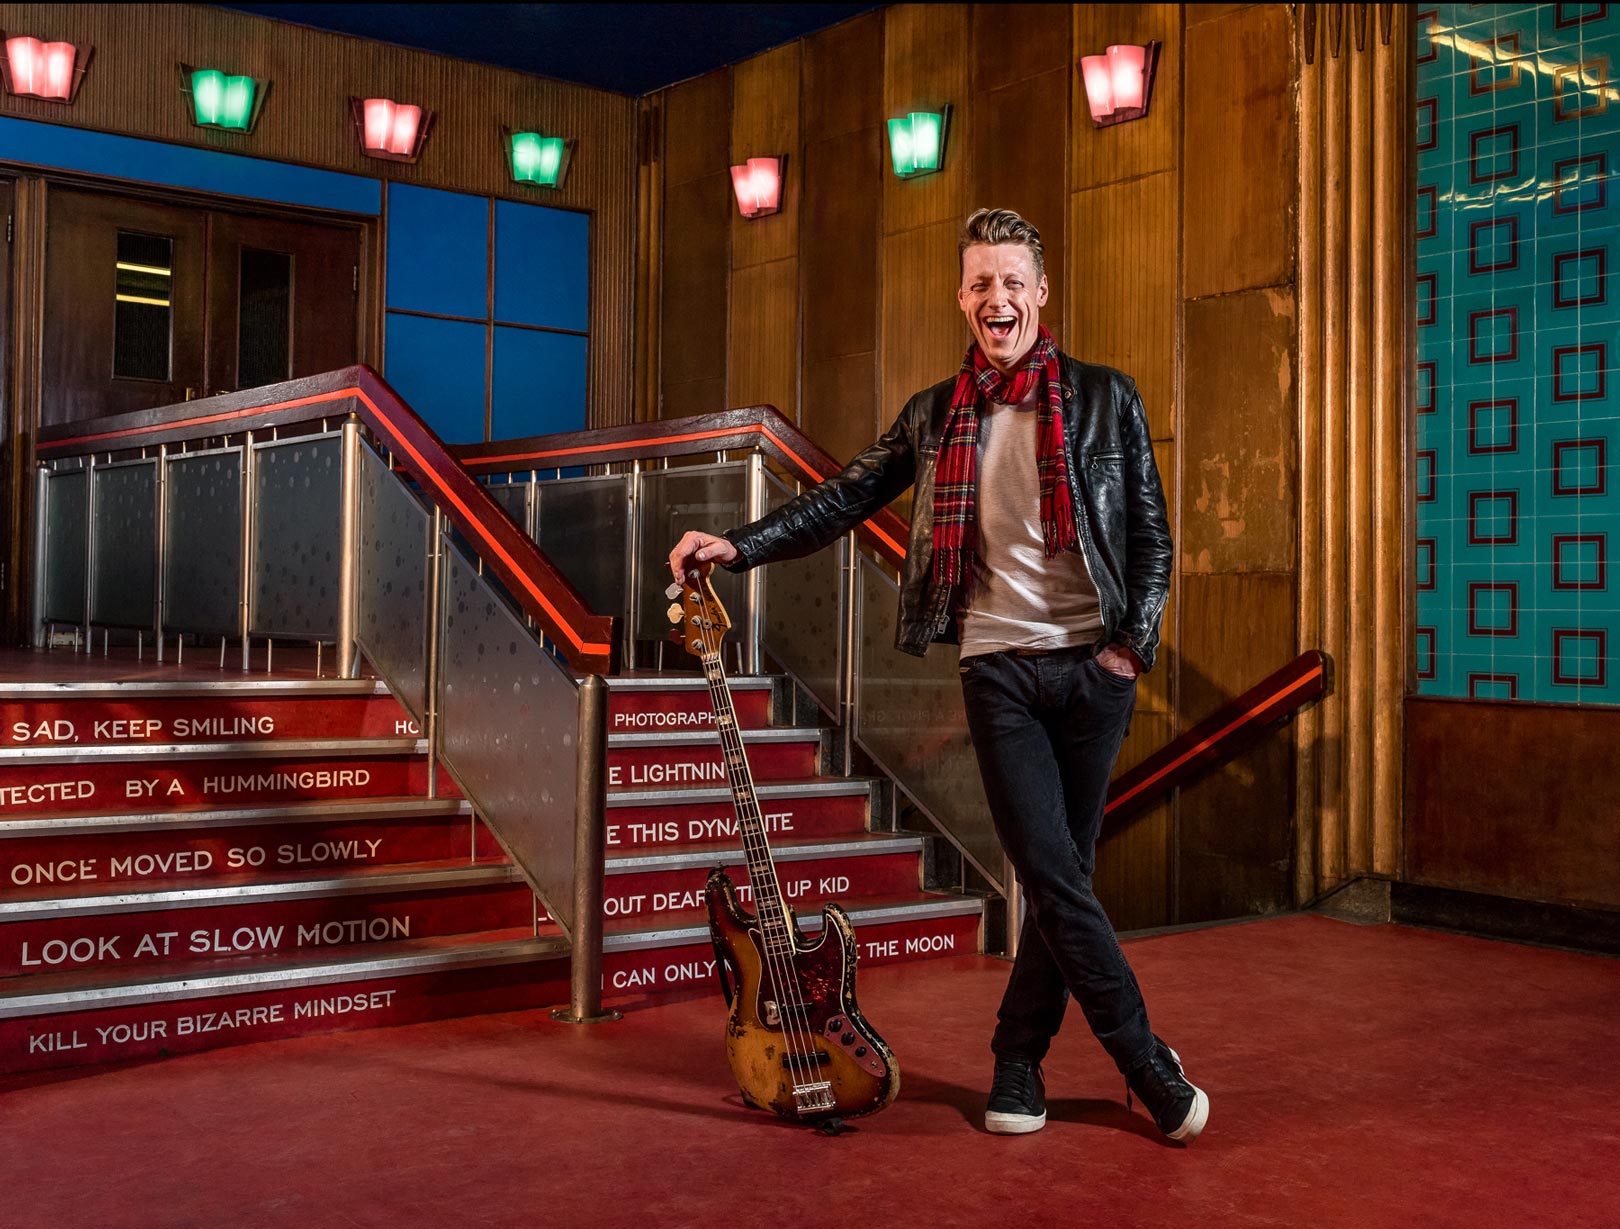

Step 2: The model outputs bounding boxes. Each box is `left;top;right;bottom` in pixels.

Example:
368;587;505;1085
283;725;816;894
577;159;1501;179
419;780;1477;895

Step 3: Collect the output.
473;419;910;562
358;391;608;658
43;389;358;450
1105;665;1324;814
757;425;910;561
49;382;606;661
474;425;746;466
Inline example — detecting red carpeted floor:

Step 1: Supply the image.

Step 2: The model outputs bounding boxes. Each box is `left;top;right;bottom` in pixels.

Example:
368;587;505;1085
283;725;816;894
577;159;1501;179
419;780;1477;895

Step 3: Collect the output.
4;914;1617;1228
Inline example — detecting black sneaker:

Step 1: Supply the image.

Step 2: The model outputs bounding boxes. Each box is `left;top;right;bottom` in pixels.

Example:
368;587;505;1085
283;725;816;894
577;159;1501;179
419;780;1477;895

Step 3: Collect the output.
984;1058;1046;1135
1125;1038;1209;1141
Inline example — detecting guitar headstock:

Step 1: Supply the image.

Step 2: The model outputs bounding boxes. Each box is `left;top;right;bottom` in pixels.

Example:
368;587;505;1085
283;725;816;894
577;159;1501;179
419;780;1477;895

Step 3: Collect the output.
666;566;733;662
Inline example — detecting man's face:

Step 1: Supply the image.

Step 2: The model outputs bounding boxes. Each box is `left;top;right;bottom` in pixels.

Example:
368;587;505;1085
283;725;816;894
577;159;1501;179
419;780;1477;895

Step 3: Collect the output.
958;242;1049;374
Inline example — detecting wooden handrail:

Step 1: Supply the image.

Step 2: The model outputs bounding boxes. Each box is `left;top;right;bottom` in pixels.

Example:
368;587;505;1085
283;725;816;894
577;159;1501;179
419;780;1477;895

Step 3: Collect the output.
37;366;618;675
1105;651;1332;822
454;405;914;570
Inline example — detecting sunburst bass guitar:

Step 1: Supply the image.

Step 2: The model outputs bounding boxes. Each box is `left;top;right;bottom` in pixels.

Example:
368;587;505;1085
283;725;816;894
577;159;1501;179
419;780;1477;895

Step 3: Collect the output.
667;568;899;1130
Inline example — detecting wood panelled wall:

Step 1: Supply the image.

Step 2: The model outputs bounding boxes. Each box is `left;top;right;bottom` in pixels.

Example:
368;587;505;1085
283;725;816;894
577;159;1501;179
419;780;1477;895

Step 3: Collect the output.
643;3;1304;931
0;2;638;426
1176;4;1301;922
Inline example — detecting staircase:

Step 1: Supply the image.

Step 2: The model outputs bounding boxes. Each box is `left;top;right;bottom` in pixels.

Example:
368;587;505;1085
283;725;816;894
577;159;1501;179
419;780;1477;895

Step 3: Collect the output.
0;656;984;1075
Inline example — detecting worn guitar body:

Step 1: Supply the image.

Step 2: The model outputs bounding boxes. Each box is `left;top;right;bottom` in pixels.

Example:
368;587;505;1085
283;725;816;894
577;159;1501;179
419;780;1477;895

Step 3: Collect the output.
706;867;900;1122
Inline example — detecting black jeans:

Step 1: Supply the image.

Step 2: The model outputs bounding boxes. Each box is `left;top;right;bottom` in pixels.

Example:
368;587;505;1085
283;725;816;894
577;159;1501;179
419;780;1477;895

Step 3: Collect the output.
960;645;1156;1074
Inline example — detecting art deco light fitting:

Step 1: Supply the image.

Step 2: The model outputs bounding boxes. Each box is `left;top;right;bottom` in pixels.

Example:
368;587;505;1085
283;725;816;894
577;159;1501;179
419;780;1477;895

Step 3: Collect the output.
730;155;785;218
1080;42;1161;127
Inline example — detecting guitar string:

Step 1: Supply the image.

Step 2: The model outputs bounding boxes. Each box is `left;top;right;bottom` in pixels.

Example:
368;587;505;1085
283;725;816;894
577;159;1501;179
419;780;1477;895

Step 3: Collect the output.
692;601;827;1104
696;635;822;1101
697;641;823;1103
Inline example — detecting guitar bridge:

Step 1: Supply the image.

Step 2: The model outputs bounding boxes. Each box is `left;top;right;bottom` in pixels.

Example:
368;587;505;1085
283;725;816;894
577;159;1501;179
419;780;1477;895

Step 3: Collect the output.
792;1081;836;1116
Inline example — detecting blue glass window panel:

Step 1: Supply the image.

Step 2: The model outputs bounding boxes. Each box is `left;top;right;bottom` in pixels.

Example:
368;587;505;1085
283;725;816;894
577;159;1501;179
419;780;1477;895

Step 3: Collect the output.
386;185;489;318
494;201;589;333
384;313;488;444
0;115;379;213
491;326;587;440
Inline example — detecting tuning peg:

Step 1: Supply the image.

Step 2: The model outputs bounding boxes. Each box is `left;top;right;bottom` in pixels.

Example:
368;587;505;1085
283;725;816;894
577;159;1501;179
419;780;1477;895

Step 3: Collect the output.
666;602;683;625
665;581;683;600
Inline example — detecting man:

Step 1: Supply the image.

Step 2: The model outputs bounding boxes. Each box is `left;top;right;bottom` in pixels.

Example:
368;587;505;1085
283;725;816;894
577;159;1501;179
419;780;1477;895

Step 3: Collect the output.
668;208;1206;1141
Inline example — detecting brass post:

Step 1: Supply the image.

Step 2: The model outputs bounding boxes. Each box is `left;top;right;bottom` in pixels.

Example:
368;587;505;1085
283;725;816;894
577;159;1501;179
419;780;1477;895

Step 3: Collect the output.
425;507;444;799
337;418;362;679
240;433;255;672
552;674;620;1024
154;445;167;663
742;450;766;676
30;466;48;649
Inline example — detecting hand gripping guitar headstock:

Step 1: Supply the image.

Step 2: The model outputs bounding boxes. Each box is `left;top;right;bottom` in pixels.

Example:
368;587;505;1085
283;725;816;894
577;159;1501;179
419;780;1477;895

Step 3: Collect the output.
665;566;733;662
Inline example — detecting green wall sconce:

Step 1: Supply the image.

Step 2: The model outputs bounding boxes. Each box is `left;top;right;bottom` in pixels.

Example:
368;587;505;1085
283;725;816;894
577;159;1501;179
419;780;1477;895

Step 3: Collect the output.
180;64;266;132
508;130;573;188
887;107;950;179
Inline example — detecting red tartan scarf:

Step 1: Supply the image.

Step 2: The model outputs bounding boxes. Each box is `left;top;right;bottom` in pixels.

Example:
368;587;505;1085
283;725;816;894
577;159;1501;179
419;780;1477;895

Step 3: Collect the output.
931;325;1078;587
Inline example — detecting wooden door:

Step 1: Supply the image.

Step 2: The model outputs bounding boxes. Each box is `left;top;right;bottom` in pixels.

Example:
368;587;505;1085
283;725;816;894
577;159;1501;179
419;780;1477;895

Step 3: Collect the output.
207;212;360;395
42;189;209;425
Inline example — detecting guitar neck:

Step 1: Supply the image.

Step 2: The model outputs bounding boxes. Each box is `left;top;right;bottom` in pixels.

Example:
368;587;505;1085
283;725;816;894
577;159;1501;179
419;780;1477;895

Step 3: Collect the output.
698;651;791;935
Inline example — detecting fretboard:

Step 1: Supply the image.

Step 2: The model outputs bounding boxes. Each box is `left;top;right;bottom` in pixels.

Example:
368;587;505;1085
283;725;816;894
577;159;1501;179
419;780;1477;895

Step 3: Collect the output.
699;651;791;945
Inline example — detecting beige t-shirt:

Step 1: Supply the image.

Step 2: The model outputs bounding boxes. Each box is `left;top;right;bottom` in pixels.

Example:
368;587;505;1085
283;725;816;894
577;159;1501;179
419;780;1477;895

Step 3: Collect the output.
958;390;1103;658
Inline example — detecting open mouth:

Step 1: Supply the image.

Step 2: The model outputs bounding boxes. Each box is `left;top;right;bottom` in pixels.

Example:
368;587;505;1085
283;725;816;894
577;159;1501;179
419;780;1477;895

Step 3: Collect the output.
983;315;1017;341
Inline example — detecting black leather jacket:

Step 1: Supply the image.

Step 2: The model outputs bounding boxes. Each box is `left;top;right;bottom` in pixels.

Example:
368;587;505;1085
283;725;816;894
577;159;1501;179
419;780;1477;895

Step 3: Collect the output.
723;354;1174;670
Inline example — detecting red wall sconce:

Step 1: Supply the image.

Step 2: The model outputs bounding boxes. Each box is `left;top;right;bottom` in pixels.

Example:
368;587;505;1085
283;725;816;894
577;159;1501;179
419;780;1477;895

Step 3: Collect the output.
730;155;785;219
353;97;433;162
1080;42;1161;127
2;32;92;103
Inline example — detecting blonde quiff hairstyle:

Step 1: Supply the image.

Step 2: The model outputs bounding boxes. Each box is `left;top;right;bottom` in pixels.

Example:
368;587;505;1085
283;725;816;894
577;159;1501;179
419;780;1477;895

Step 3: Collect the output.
958;207;1046;281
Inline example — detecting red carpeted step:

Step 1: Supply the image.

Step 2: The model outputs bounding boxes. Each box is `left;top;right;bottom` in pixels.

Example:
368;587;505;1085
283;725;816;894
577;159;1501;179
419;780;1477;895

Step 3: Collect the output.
0;894;984;1075
475;778;879;859
0;798;474;897
606;676;772;733
0;682;416;747
0;741;440;817
600;894;986;1000
0;930;569;1075
593;837;926;924
0;863;533;978
606;728;824;788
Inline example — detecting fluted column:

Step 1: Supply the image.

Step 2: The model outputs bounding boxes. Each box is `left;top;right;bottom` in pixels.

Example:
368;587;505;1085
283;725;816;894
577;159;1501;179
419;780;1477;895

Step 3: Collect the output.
1295;4;1411;900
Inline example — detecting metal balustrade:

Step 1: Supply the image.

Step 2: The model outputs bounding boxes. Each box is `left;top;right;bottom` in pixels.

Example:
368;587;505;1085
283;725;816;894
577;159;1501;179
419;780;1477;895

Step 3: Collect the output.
457;407;1333;918
469;446;1006;897
34;380;1331;982
32;369;616;1023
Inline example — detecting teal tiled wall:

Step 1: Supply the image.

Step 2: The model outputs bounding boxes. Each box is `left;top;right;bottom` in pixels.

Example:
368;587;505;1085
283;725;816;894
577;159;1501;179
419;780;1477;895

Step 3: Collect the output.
1415;3;1619;702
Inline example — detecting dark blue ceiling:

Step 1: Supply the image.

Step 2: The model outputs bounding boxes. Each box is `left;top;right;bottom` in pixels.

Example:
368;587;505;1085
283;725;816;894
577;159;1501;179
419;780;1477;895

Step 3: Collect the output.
220;4;882;96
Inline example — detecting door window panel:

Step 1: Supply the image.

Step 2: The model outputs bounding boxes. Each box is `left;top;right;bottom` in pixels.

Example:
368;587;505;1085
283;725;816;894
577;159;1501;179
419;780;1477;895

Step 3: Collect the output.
237;247;292;389
113;232;173;381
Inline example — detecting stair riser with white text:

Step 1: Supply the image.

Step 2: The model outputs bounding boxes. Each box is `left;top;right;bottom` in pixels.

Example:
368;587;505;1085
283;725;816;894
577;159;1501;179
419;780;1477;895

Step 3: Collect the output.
0;672;983;1076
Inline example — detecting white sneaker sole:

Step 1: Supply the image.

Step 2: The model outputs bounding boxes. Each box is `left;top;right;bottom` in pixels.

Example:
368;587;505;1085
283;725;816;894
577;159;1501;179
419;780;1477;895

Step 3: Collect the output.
1163;1046;1210;1142
1167;1086;1209;1141
984;1109;1047;1135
